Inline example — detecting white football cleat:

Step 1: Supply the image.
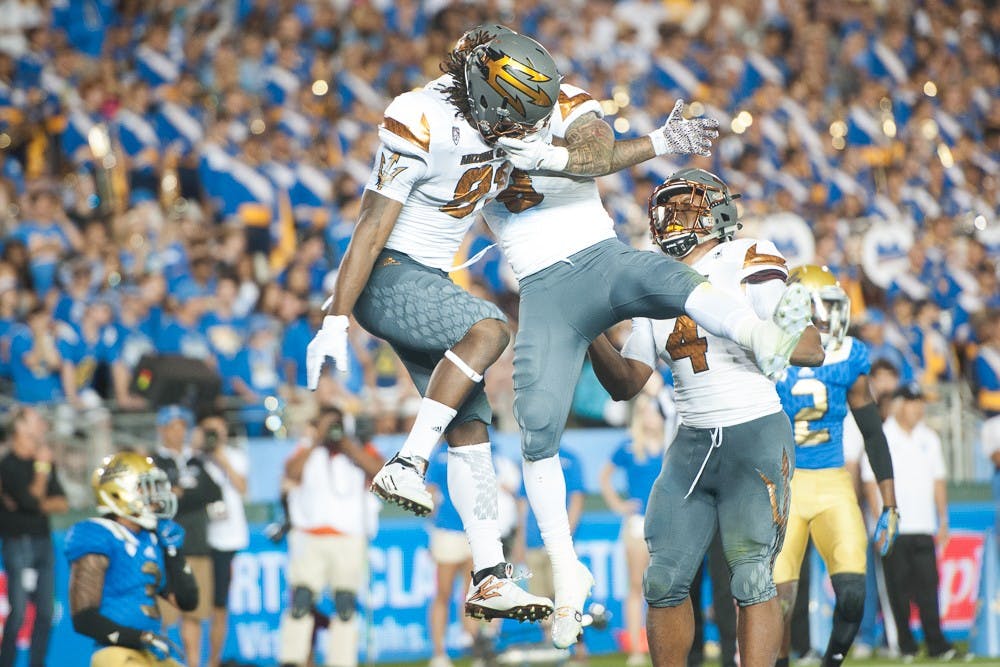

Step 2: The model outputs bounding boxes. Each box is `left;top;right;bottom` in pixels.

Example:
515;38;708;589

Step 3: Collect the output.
551;560;595;649
465;563;553;622
370;454;434;516
751;282;812;381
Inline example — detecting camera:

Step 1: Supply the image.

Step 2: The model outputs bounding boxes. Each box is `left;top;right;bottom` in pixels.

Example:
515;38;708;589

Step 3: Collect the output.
202;429;221;453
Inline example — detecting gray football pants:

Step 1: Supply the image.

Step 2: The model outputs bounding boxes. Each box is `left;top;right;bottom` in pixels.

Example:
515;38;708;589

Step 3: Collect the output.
354;249;507;429
644;411;795;608
514;239;705;461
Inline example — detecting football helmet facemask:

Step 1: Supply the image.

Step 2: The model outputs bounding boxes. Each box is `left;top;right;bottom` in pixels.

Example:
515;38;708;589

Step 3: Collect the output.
464;32;559;143
92;451;176;530
788;264;850;352
648;168;741;258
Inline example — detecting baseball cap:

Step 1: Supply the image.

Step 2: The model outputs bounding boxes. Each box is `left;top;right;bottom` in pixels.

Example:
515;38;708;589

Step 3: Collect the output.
894;383;925;401
157;405;194;427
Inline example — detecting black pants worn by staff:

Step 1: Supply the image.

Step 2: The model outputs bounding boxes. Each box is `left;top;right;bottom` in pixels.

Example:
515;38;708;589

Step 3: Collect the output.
883;533;953;657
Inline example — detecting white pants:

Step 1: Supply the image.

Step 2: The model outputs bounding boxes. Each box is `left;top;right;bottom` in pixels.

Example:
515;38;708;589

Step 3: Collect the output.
278;531;367;667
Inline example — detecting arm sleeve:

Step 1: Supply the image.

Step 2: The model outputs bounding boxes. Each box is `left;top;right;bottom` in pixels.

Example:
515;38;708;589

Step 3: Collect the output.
163;552;199;611
851;402;894;482
610;442;629;469
72;608;146;650
621;318;659;370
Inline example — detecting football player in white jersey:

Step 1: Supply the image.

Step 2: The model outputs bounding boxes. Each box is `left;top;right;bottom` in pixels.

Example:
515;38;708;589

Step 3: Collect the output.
586;169;825;667
306;27;555;622
474;87;817;645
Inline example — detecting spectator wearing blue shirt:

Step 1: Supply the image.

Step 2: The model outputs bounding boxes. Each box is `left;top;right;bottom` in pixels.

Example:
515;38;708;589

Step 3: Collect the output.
201;273;247;374
9;304;63;404
425;449;476;667
516;448;585;648
106;287;153;410
57;299;114;410
12;186;80;296
230;315;281;436
157;283;214;363
600;395;666;666
0;278;19;379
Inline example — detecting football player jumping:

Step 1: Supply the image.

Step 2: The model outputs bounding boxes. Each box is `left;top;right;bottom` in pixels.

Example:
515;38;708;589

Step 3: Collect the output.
478;63;819;647
586;169;825;667
65;452;198;667
773;265;899;667
306;27;555;621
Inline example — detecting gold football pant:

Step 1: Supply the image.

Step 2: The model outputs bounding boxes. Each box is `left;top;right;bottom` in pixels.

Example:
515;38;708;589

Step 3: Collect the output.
773;467;867;584
91;647;183;667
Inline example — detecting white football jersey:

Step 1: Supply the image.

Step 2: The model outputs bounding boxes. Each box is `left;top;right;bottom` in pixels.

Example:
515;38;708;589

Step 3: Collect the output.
365;75;511;271
482;83;617;281
621;239;790;428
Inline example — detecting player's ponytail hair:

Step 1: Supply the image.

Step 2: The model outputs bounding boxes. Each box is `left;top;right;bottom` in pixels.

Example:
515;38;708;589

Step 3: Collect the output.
629;393;666;464
438;30;495;122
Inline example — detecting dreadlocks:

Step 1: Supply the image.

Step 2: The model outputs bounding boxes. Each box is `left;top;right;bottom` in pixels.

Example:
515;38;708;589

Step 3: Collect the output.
438;30;495;121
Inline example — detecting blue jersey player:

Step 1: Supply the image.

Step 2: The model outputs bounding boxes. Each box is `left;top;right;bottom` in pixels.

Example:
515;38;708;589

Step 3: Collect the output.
65;452;199;667
773;265;899;667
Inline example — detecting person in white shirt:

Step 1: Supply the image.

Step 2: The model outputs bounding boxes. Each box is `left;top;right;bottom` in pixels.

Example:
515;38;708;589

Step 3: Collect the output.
277;407;384;667
199;414;250;667
587;168;824;667
862;384;955;661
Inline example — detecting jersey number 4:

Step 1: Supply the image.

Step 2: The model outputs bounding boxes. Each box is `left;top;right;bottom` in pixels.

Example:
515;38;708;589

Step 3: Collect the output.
790;378;830;445
666;316;709;373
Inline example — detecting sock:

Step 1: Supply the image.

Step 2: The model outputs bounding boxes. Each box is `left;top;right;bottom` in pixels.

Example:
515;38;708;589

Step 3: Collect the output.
448;443;506;571
683;281;760;348
774;658;789;667
522;456;577;578
398;397;457;462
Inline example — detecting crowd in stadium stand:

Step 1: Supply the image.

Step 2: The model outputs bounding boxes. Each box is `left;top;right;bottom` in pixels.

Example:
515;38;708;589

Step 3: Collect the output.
0;0;996;436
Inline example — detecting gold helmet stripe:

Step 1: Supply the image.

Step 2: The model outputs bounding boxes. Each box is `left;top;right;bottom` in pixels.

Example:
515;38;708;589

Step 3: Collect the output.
482;55;554;117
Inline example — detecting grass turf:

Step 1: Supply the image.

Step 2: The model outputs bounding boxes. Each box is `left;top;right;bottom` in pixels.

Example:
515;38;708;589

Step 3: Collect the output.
372;656;994;667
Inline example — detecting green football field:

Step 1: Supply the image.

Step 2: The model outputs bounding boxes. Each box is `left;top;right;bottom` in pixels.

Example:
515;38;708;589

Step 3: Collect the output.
374;657;994;667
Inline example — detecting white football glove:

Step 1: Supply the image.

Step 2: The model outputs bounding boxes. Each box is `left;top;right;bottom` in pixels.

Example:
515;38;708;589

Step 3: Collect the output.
497;134;569;172
649;99;720;157
306;315;350;389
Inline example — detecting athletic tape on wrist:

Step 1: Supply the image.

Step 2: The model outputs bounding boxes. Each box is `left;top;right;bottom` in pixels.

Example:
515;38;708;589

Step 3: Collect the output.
444;350;484;383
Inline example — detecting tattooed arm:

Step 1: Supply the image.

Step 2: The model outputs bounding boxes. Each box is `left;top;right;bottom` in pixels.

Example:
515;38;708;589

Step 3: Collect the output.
561;112;657;177
70;553;158;649
500;99;718;177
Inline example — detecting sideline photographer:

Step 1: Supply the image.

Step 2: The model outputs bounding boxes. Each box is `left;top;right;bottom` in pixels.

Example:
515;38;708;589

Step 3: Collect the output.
277;406;383;667
200;413;250;667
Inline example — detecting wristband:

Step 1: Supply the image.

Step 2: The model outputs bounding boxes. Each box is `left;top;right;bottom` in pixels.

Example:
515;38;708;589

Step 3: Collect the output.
34;461;52;474
648;129;669;157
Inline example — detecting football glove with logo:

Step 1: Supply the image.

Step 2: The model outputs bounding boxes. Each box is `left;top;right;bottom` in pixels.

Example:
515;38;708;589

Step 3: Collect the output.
874;506;900;557
649;99;720;157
